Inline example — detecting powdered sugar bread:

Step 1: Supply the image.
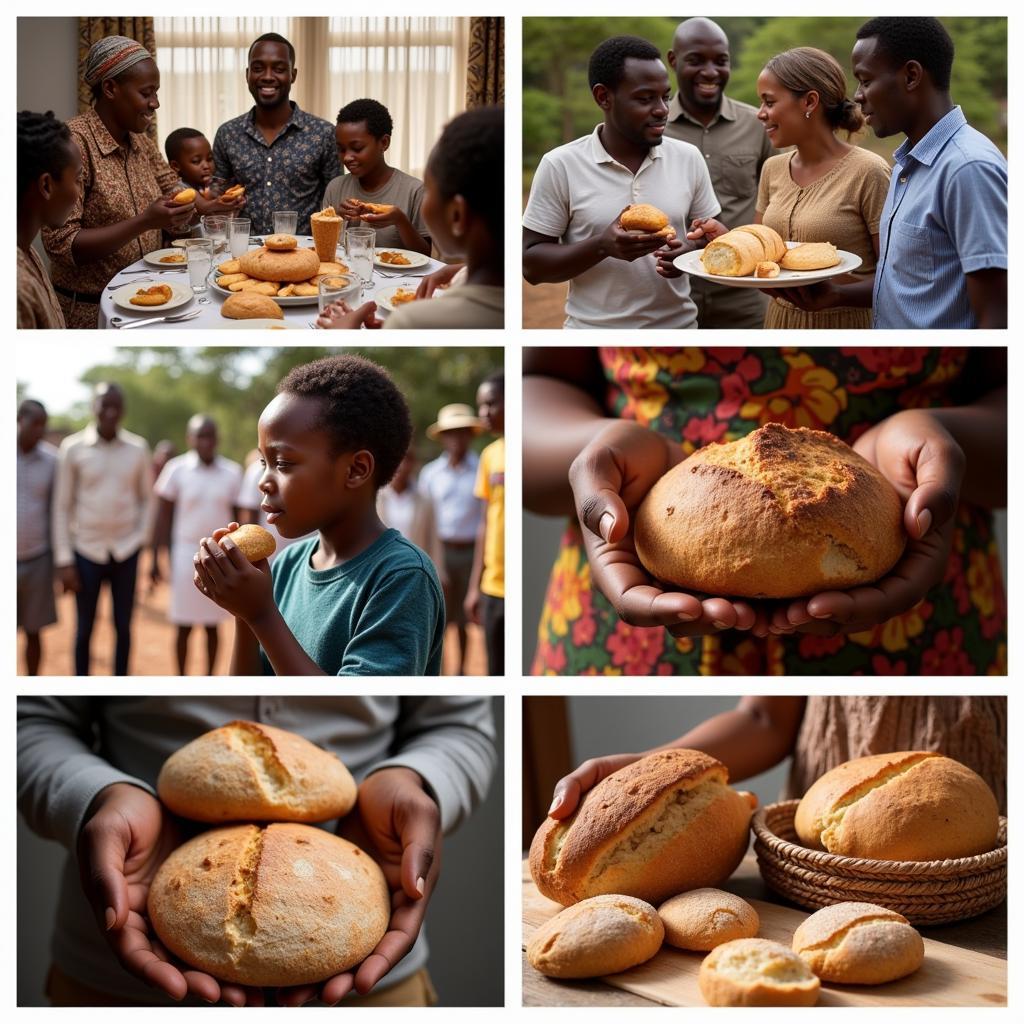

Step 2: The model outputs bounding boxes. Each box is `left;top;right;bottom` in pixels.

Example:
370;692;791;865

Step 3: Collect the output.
658;888;759;951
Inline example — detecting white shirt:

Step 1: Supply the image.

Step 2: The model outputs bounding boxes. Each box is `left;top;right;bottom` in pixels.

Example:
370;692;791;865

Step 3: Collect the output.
154;451;243;546
523;124;721;329
419;451;482;542
52;425;152;567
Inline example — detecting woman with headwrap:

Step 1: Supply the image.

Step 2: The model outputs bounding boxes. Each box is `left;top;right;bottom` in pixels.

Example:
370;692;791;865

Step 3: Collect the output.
40;36;196;328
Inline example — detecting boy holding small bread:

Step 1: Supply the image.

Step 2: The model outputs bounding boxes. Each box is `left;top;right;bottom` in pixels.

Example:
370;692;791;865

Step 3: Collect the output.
192;354;444;675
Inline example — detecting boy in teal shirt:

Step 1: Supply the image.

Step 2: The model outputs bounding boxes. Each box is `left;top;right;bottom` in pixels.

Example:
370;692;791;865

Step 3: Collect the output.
194;355;444;675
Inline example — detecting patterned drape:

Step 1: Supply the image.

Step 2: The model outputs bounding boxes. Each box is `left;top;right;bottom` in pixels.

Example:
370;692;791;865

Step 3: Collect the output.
465;17;503;108
77;17;158;141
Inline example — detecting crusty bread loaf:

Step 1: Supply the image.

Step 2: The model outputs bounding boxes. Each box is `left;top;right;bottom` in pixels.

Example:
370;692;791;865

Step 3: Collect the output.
239;245;320;283
700;229;764;276
633;422;905;598
734;224;787;262
699;938;820;1007
157;720;357;823
620;204;676;239
658;888;759;951
221;292;283;320
792;902;924;984
148;823;388;986
222;523;276;562
529;750;754;907
794;751;999;861
780;241;839;271
526;895;664;978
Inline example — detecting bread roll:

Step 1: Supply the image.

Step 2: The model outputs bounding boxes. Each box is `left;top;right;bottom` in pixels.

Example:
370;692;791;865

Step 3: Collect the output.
221;293;283;320
792;902;924;984
755;261;780;278
148;823;388;986
222;523;276;562
172;188;196;205
526;895;664;978
780;242;839;271
265;233;298;251
157;719;356;822
700;229;764;276
620;204;676;239
699;938;820;1007
735;224;787;262
794;751;999;861
633;422;905;598
658;888;759;951
529;750;754;906
239;246;320;283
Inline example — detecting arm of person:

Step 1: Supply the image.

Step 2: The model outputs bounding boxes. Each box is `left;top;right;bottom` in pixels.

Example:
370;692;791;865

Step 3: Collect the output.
357;206;431;255
70;198;196;264
229;618;265;676
965;267;1007;329
547;696;806;819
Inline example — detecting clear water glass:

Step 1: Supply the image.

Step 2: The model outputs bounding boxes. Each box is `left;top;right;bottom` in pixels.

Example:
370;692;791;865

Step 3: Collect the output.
229;218;251;259
184;238;214;293
201;215;228;256
346;226;376;287
273;211;298;235
318;274;362;315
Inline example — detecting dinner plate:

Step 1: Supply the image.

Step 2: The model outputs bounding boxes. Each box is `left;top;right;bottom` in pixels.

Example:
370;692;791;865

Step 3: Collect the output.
216;318;304;330
144;247;188;268
110;279;195;314
673;241;862;289
209;274;320;306
374;247;430;269
375;283;425;313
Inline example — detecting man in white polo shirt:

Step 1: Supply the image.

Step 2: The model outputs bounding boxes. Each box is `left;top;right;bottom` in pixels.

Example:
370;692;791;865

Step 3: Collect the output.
523;35;725;329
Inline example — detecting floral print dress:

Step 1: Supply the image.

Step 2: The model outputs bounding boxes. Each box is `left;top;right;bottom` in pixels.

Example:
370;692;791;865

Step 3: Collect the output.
532;348;1006;676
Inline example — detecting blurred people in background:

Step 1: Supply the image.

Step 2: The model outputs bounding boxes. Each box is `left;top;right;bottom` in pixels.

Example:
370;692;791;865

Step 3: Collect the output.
17;400;59;674
152;415;242;674
378;445;445;584
236;447;309;561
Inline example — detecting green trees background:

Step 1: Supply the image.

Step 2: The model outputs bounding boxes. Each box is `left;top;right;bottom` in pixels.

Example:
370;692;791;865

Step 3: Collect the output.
523;17;1007;185
22;347;501;464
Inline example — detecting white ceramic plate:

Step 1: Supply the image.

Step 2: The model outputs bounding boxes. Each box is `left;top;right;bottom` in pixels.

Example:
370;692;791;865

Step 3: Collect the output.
110;279;195;314
209;274;320;306
374;247;430;269
144;247;188;268
673;241;863;289
216;318;304;329
375;283;426;313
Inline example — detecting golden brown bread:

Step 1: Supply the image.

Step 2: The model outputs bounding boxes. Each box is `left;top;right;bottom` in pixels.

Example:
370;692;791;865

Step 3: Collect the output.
128;284;173;307
529;750;753;907
148;823;388;986
700;229;765;276
157;719;355;822
172;188;196;205
792;902;924;984
526;895;664;978
221;523;276;562
658;888;759;951
239;246;320;283
619;204;676;239
735;223;787;262
794;751;999;861
780;241;840;270
265;233;298;251
755;260;780;278
699;938;820;1007
220;292;283;320
633;422;905;598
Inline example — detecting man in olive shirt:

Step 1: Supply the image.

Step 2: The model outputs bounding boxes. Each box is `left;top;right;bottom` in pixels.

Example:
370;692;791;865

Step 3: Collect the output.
665;18;775;328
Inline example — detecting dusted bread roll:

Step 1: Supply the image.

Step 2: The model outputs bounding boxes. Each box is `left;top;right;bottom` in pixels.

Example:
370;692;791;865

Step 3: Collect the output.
529;750;754;906
781;241;839;270
222;523;276;562
658;888;759;951
157;720;357;823
699;938;820;1007
792;902;924;984
148;823;388;986
620;203;676;239
794;751;999;861
526;895;664;978
633;422;905;598
239;246;320;283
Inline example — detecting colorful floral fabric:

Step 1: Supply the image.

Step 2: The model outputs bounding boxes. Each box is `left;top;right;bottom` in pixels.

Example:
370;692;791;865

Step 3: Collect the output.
532;347;1006;676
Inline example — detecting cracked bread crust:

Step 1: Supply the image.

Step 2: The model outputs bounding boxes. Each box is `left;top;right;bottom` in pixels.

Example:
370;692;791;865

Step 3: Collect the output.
634;422;905;598
529;750;753;906
658;888;759;951
699;938;820;1006
157;720;357;823
148;823;389;986
794;751;999;861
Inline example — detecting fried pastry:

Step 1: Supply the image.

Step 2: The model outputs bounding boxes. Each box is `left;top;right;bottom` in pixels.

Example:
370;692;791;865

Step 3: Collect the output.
129;284;173;306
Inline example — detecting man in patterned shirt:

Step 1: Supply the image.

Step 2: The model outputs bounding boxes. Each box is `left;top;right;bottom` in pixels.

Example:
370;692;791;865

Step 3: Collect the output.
213;33;341;235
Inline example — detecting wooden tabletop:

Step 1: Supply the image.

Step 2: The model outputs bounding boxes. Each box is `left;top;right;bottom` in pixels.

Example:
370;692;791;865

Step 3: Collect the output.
522;852;1006;1007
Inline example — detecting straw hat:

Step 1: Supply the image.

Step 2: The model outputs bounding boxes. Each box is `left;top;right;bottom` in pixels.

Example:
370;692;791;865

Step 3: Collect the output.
426;403;483;440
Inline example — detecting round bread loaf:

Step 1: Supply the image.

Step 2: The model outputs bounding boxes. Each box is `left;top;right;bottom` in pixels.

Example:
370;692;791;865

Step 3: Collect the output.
699;938;820;1007
529;750;754;907
620;203;676;239
239;246;320;283
148;823;388;986
157;719;357;822
794;751;999;861
633;422;905;598
658;888;759;951
526;895;664;978
792;902;924;984
221;292;283;320
265;233;298;251
780;241;839;270
222;523;276;562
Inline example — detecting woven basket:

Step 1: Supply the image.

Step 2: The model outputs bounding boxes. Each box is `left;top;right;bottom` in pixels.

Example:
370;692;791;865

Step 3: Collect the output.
752;800;1007;926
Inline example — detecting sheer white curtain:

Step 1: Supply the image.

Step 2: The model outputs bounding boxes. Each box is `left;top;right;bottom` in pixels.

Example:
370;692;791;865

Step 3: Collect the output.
154;17;468;178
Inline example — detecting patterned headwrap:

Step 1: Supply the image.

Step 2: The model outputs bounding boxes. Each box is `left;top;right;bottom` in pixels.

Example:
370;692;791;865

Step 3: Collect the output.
83;36;153;88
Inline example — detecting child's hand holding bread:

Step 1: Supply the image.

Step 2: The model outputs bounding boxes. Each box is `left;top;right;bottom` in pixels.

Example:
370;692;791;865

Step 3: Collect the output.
193;522;275;623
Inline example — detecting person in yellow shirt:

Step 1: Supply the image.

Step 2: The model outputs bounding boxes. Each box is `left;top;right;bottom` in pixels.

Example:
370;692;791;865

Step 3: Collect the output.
466;372;504;675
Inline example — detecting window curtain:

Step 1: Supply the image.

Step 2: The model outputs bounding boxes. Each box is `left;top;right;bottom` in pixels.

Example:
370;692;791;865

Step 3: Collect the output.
77;18;157;141
465;17;504;108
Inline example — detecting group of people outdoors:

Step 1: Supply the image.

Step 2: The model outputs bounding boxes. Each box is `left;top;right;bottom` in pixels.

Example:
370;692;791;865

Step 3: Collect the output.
523;16;1007;330
18;32;504;330
16;362;505;677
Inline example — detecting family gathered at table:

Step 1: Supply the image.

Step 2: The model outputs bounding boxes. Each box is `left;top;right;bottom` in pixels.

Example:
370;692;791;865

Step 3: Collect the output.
18;32;504;330
522;16;1007;330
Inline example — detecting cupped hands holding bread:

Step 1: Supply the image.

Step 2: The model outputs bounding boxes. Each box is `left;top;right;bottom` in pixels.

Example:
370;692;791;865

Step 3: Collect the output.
193;522;275;624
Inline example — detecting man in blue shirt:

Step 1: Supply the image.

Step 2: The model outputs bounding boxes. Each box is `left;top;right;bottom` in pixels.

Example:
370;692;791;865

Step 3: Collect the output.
771;17;1006;329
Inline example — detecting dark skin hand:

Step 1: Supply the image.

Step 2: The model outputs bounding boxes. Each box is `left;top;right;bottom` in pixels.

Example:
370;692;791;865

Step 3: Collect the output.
71;195;195;265
415;262;462;298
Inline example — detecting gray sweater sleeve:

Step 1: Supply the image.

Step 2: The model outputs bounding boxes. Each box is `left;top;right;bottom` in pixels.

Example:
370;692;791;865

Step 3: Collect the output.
17;697;155;852
369;696;497;834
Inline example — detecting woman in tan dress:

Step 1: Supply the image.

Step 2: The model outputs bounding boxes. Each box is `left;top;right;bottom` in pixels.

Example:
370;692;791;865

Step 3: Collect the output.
754;47;891;329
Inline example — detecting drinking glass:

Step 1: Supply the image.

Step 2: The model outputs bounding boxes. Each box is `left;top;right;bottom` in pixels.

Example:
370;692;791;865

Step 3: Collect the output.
318;274;362;315
201;215;228;256
273;210;298;235
184;238;214;295
345;226;376;287
229;218;251;259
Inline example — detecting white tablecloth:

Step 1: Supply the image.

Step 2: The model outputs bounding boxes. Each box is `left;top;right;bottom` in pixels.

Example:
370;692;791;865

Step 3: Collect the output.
99;236;445;329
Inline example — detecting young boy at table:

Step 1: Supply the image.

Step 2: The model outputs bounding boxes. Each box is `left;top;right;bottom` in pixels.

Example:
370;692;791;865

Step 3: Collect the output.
164;127;246;218
193;354;445;676
17;111;82;328
322;99;430;254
